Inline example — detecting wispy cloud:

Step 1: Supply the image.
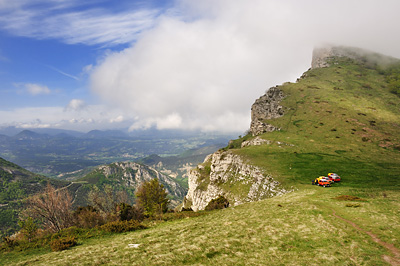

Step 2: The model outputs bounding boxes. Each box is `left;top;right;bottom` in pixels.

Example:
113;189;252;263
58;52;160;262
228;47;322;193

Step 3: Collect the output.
23;83;51;95
46;65;79;81
0;0;162;46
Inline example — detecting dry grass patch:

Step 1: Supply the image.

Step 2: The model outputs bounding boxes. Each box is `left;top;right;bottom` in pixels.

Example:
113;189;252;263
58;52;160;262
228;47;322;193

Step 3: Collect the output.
334;195;367;201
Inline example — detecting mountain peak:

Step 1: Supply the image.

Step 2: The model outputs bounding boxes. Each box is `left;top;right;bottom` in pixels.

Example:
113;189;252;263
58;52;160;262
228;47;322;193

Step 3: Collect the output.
311;45;399;69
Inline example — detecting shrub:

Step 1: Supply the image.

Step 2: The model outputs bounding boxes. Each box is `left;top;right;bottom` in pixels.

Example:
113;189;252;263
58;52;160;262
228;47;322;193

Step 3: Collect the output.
116;203;144;222
18;217;38;242
1;236;18;248
50;236;77;251
25;184;74;233
99;220;146;233
205;196;229;211
73;206;104;228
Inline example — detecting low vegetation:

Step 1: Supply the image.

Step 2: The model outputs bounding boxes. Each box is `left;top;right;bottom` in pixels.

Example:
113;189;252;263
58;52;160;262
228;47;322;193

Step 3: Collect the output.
0;179;174;255
1;186;398;265
204;195;229;211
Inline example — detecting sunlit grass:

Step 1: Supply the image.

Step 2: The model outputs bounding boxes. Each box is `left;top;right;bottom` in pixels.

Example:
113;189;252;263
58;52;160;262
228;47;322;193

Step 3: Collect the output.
3;186;398;265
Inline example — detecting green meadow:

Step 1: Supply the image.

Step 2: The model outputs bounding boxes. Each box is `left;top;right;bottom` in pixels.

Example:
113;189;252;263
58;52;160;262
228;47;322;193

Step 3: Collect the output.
2;186;399;265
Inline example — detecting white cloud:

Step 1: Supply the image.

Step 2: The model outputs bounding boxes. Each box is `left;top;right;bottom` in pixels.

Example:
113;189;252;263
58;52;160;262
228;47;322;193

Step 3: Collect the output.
24;83;51;95
18;119;51;129
64;99;86;112
110;115;124;123
90;0;400;133
3;0;400;133
0;104;130;132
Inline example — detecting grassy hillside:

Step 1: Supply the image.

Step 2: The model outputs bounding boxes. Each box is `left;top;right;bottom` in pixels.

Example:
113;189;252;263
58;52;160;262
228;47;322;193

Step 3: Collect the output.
2;185;399;265
232;56;400;190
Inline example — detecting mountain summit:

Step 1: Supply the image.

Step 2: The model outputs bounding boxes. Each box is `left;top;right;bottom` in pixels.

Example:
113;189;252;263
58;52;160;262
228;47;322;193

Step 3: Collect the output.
181;46;400;211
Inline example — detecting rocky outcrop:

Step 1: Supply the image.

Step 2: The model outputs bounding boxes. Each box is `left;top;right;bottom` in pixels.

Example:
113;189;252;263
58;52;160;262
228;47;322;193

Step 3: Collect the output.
182;150;292;211
241;136;271;148
250;87;285;136
96;162;187;205
311;45;399;69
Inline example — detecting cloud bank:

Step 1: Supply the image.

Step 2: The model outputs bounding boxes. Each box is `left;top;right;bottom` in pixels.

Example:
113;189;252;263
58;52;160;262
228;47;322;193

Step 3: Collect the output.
2;0;400;133
0;104;131;132
90;0;400;132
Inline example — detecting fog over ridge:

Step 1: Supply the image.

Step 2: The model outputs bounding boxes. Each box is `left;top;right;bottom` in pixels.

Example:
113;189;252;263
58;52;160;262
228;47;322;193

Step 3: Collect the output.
89;0;400;133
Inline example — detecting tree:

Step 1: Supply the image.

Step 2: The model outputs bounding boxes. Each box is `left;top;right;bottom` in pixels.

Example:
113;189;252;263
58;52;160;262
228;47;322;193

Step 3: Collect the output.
18;217;37;242
25;184;74;233
135;179;169;217
87;184;130;221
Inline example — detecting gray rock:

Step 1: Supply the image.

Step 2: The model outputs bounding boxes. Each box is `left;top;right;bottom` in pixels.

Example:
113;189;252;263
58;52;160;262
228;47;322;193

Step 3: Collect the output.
97;162;187;207
241;136;271;148
250;87;285;136
182;150;292;211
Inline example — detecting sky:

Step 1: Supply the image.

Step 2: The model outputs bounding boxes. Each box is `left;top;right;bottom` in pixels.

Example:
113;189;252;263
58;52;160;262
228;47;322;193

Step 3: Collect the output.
0;0;400;133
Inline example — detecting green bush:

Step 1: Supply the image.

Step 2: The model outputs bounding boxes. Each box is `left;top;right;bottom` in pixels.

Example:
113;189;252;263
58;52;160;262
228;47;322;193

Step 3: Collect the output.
50;236;77;251
205;196;229;211
116;203;144;222
99;220;146;233
18;217;38;242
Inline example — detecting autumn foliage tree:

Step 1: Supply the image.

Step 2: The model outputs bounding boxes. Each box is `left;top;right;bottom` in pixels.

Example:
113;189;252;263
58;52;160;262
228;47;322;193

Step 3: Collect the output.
25;184;74;233
135;179;169;217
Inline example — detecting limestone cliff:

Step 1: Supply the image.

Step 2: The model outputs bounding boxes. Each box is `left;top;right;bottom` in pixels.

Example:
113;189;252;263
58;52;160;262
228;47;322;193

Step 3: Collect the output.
250;86;285;136
182;150;291;211
86;162;187;207
181;73;292;212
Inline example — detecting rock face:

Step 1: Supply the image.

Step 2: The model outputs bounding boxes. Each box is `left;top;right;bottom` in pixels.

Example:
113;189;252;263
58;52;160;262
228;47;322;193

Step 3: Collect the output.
95;162;187;206
182;150;292;211
241;136;271;148
181;75;292;212
250;87;285;136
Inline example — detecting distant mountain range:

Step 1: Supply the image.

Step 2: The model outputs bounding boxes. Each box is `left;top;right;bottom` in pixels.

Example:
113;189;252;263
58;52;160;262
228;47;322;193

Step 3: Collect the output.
0;128;234;178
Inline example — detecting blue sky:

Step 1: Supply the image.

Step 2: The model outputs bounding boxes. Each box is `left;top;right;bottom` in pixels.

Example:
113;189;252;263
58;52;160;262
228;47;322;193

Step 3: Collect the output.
1;0;400;133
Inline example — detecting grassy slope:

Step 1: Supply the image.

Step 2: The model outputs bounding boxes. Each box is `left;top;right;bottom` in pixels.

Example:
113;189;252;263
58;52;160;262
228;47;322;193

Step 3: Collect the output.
236;57;400;190
3;57;400;265
3;186;399;265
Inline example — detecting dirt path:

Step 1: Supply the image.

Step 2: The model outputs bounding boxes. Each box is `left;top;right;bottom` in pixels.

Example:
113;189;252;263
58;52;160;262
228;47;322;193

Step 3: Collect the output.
332;210;400;266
